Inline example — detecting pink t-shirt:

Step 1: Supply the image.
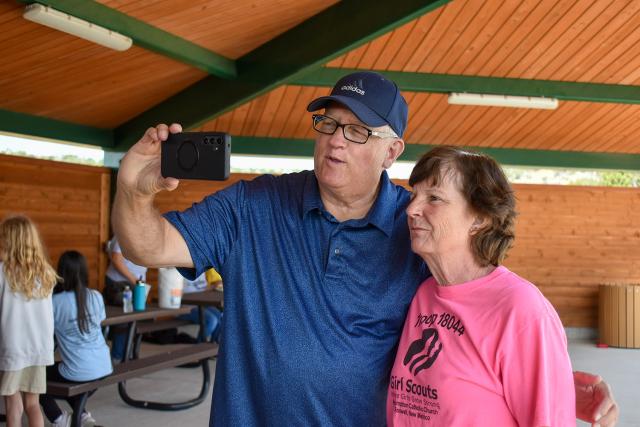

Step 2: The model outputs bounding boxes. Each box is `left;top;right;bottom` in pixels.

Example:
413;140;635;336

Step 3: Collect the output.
387;266;575;426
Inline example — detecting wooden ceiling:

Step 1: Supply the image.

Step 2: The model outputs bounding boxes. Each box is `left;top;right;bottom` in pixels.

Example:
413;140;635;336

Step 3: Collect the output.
1;0;639;170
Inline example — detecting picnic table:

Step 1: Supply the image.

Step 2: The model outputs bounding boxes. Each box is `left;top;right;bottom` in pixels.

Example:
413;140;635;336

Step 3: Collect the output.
46;302;218;427
180;290;224;341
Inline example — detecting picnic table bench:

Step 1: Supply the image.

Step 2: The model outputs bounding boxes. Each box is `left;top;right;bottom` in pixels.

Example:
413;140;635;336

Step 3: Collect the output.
46;304;217;427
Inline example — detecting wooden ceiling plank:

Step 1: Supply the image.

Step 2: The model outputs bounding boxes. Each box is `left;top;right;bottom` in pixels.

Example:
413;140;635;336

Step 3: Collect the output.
461;0;541;76
439;0;511;74
509;102;590;149
427;1;503;74
17;0;236;78
409;94;447;144
609;50;640;85
385;14;437;71
279;86;321;139
404;1;464;72
420;104;481;147
227;101;253;136
0;109;113;148
405;93;446;144
574;18;640;83
402;92;433;143
214;109;235;133
113;0;452;151
474;108;536;149
259;86;287;137
553;2;640;83
509;1;603;79
372;22;417;70
340;43;370;69
239;97;270;136
356;32;393;70
538;105;618;151
572;107;640;153
584;108;640;153
427;101;488;146
267;86;303;138
492;0;576;78
532;1;630;80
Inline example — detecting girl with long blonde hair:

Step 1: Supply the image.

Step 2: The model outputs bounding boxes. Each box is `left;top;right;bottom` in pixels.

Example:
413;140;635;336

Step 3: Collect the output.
0;215;58;427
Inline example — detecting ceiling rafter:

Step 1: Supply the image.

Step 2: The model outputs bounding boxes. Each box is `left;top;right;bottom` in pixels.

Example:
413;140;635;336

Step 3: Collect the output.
113;0;452;151
0;109;113;148
291;68;640;104
17;0;237;78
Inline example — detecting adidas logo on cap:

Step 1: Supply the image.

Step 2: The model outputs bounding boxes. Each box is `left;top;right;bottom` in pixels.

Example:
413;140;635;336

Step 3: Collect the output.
341;80;365;95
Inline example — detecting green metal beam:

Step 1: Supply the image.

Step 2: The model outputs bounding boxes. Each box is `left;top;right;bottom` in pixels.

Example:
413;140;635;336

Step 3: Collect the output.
113;0;451;151
232;136;640;171
19;0;236;78
0;109;114;148
291;68;640;104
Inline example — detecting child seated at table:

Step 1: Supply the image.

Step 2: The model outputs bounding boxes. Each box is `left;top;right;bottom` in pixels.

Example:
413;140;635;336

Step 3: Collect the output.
179;268;223;343
39;250;112;427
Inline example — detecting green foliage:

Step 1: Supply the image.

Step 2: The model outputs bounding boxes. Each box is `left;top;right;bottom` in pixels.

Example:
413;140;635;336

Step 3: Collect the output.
601;171;638;187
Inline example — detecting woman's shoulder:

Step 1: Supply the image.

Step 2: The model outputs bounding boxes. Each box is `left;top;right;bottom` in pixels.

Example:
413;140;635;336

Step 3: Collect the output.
491;267;557;321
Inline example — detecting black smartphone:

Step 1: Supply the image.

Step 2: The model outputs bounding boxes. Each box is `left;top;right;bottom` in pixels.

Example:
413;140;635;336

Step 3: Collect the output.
161;132;231;180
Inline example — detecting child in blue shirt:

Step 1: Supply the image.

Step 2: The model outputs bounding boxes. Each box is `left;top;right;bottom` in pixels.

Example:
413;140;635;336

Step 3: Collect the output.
39;251;112;427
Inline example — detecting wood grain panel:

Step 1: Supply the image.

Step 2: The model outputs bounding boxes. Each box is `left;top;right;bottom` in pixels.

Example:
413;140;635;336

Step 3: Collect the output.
0;2;205;128
0;154;111;291
99;0;339;59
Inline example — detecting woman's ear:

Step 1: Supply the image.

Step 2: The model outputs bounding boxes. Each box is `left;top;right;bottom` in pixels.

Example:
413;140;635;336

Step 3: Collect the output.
469;216;489;235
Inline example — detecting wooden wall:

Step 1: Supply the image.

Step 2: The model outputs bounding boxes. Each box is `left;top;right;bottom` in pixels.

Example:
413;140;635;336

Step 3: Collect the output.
0;154;111;291
2;154;638;328
153;175;640;328
505;184;640;328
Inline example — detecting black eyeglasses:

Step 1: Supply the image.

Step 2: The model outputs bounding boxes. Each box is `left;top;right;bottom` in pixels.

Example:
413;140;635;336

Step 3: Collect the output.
311;114;397;144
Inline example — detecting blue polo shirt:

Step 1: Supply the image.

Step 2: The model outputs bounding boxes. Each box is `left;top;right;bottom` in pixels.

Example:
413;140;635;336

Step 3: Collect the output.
165;170;427;426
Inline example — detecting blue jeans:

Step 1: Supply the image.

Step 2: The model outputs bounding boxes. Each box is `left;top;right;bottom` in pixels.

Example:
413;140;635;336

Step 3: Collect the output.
111;331;127;360
179;306;223;342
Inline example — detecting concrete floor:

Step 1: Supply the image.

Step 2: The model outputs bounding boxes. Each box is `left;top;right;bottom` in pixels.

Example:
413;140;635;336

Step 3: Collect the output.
1;335;638;426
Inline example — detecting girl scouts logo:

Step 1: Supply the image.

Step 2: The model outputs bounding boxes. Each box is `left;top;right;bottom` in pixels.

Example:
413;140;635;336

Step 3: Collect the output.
403;328;443;376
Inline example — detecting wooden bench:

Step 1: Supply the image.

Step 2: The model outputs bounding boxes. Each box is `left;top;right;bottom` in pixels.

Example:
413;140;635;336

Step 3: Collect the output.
132;318;194;358
46;343;218;427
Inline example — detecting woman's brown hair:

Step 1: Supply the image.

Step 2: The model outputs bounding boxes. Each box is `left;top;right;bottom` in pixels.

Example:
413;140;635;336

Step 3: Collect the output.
409;146;517;266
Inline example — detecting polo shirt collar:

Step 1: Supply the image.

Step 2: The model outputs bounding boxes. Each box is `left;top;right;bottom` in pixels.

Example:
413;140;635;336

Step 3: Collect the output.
302;170;396;237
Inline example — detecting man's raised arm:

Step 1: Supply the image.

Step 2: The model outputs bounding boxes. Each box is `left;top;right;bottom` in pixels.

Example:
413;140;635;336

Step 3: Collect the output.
112;123;193;268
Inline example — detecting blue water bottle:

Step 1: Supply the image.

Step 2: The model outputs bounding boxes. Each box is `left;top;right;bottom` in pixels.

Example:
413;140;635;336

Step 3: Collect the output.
133;279;147;311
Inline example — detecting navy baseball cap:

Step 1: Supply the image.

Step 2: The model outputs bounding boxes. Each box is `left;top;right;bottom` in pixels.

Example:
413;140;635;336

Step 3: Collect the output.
307;71;408;138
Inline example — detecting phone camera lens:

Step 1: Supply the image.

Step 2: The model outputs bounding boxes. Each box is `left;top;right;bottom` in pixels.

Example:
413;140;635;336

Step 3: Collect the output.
204;138;209;144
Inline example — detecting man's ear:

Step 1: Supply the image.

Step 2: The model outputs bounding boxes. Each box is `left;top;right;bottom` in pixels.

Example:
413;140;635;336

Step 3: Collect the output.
383;138;405;169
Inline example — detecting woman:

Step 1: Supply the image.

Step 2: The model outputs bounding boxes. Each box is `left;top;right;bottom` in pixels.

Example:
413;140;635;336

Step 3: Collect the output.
387;146;575;426
39;250;112;427
0;215;57;427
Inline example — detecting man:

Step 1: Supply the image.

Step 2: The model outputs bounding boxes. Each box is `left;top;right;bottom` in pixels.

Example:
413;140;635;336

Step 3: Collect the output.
113;71;618;426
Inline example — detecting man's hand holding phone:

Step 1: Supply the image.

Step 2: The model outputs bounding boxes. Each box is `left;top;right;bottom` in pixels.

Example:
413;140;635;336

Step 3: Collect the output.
119;123;183;198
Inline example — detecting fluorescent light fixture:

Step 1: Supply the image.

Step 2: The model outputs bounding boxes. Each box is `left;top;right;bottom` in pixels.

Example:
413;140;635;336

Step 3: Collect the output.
23;4;132;51
448;93;559;109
